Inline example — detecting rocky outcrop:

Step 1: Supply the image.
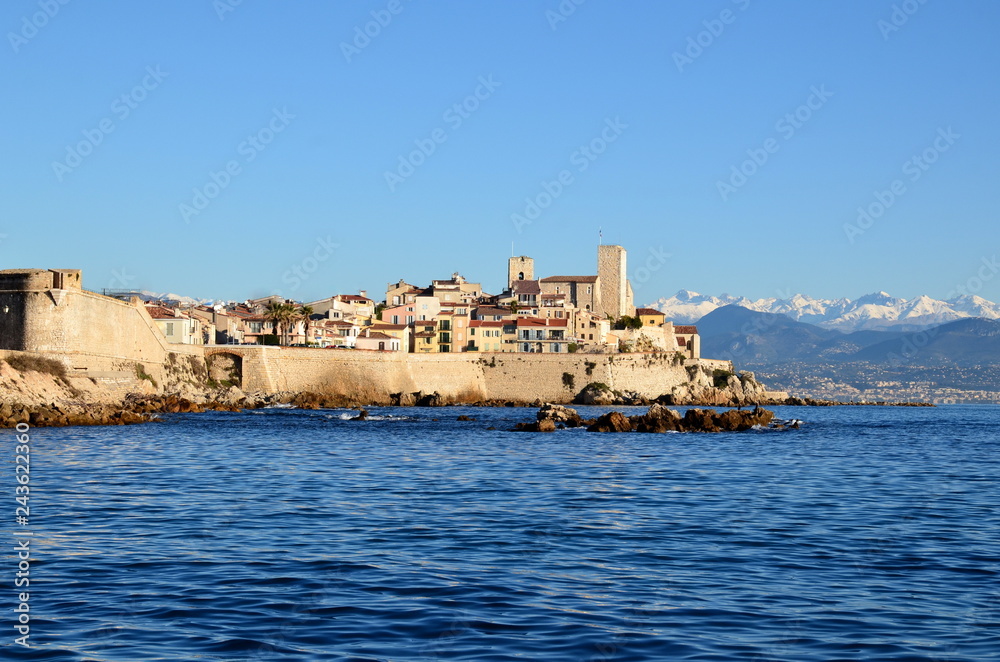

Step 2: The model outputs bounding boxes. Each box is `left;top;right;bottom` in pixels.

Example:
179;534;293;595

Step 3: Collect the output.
537;403;582;428
586;411;634;433
514;418;557;432
634;403;681;433
517;404;780;434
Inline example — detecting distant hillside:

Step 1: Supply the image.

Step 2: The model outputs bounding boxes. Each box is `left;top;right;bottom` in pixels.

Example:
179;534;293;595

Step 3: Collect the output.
698;305;1000;368
697;306;838;363
851;318;1000;366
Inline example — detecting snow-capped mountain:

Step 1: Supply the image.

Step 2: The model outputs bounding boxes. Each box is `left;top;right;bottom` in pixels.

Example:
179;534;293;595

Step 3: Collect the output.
134;290;215;306
648;290;1000;332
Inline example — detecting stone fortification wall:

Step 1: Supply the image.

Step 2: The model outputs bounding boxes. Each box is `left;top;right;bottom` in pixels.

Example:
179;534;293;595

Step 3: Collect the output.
0;272;202;386
208;347;728;402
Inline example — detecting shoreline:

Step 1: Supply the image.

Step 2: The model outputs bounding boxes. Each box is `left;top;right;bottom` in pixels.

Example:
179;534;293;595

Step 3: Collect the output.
0;389;935;429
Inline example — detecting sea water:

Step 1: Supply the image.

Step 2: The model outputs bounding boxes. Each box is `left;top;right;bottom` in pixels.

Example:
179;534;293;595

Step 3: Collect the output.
2;405;998;661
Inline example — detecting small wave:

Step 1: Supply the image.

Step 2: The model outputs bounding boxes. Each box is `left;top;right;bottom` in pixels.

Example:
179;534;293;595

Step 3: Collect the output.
330;413;409;421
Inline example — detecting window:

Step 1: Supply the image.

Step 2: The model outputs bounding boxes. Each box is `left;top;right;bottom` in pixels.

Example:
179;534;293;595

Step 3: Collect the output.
406;316;414;324
392;296;400;305
422;304;428;310
391;315;399;325
552;343;561;353
378;342;385;351
470;328;476;336
587;286;592;294
165;322;174;335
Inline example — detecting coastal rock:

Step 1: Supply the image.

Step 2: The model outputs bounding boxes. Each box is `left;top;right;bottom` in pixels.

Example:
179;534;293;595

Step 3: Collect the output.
217;385;246;406
587;411;633;433
537;403;582;428
415;391;444;407
575;383;617;406
515;418;557;433
634;404;681;433
680;408;720;433
390;392;417;406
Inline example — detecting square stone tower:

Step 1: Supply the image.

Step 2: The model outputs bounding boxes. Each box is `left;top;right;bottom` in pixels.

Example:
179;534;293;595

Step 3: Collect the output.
597;245;633;319
508;256;534;289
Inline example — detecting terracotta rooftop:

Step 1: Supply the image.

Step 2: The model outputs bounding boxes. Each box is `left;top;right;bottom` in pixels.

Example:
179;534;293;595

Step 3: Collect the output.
636;308;664;316
675;325;698;334
146;305;178;320
516;317;568;327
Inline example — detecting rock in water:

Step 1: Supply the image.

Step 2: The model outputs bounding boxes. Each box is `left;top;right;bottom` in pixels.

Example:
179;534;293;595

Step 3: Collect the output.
575;383;617;406
634;403;681;433
537;403;582;428
587;411;633;433
680;409;720;433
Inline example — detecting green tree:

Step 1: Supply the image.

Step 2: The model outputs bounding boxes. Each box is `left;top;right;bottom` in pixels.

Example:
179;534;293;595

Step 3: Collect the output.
298;305;314;345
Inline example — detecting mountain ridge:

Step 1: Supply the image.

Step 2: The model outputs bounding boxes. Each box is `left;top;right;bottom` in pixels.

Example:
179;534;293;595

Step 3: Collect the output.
649;290;1000;332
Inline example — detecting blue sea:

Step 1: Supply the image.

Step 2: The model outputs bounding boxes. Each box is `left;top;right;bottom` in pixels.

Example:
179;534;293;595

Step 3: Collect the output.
3;405;999;661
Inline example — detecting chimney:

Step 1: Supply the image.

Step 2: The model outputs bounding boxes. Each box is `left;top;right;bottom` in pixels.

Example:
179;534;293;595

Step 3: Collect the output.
359;290;367;299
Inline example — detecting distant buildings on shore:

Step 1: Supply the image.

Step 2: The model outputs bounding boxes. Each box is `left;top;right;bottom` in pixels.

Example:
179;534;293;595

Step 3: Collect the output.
129;245;699;356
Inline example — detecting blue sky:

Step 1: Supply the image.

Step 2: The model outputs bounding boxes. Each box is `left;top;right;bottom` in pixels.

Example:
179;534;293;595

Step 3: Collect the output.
2;0;998;305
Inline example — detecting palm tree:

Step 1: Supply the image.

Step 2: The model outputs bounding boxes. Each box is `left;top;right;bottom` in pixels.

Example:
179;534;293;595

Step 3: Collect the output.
298;305;314;345
263;301;286;344
263;301;301;345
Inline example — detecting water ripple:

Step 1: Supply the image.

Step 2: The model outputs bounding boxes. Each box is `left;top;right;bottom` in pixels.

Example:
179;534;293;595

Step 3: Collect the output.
2;405;998;660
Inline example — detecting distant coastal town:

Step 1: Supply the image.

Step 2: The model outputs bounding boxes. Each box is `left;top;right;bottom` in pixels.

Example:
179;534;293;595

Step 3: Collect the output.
132;245;703;359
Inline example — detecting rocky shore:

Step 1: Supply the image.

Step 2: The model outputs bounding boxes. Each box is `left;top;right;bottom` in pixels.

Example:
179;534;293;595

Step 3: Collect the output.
0;355;930;429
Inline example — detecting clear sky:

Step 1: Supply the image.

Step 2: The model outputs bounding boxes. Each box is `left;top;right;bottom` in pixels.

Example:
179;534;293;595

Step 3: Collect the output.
2;1;998;305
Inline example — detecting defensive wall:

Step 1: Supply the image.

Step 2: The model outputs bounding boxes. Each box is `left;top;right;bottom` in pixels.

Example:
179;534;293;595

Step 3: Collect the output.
1;268;733;402
0;269;203;386
204;346;733;402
